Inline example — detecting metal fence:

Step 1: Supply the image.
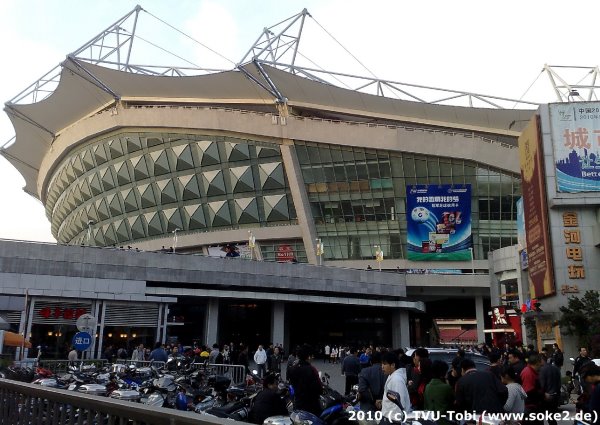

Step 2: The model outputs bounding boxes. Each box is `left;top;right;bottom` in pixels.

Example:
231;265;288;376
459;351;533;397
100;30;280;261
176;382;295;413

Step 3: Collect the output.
193;363;246;385
0;377;227;425
112;359;166;369
34;359;109;374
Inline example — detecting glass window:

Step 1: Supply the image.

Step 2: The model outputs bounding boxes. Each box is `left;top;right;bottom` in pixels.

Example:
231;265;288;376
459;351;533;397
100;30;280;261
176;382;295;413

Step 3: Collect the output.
334;165;346;182
330;148;343;162
312;166;326;182
415;159;428;178
403;157;416;178
440;161;452;177
368;162;381;179
296;145;309;165
308;146;321;164
345;164;358;181
342;149;355;162
302;167;315;184
427;159;440;178
320;147;333;163
356;163;369;180
323;166;335;182
379;161;392;178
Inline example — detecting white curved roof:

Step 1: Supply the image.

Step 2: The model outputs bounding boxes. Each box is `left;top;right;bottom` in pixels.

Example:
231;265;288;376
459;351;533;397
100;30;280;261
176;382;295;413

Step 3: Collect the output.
2;58;533;199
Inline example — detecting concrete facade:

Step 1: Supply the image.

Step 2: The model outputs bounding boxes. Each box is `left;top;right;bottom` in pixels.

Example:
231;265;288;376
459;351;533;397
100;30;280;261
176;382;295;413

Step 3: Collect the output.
0;239;422;356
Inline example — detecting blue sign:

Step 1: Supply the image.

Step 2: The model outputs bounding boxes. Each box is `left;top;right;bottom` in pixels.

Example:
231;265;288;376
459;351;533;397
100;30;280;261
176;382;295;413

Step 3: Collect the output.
72;331;92;351
406;184;472;261
550;102;600;192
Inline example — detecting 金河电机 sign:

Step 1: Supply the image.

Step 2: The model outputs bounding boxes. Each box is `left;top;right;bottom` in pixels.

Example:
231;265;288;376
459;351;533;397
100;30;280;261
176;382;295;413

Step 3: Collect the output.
562;212;585;280
551;102;600;192
405;184;472;261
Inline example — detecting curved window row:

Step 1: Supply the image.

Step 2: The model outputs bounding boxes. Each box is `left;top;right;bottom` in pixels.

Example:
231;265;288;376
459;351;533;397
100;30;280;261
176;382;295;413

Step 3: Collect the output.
295;141;520;260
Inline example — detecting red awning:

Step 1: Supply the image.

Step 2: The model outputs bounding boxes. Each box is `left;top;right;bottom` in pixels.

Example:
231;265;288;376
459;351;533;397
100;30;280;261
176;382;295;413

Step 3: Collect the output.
439;328;478;343
3;332;32;348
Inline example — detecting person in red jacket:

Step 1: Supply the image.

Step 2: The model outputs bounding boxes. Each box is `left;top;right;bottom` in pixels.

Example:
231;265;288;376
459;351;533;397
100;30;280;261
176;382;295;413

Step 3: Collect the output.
520;354;544;424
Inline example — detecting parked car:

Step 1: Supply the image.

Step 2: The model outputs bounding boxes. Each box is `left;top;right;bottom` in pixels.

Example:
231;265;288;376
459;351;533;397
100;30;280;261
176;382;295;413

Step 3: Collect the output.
404;348;491;371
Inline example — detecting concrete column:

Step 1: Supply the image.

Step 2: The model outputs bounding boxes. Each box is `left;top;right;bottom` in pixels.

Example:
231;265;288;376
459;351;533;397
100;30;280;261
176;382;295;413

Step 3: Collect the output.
280;142;319;265
475;295;485;343
271;302;285;347
160;303;169;345
97;301;107;359
392;310;410;349
204;299;219;346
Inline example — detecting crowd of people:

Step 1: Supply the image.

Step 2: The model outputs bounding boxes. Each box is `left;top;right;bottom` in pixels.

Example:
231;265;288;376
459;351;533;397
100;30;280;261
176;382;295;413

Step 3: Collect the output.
71;338;600;422
316;342;598;423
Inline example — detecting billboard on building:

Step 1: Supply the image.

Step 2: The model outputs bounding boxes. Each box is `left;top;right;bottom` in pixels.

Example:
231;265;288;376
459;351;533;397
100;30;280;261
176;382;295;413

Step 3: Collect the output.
518;116;555;298
406;184;472;261
551;102;600;192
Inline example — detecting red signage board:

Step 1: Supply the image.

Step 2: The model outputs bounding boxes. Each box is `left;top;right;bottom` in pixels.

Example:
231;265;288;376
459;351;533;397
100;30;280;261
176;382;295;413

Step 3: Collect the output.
518;116;556;298
38;307;87;321
276;244;295;262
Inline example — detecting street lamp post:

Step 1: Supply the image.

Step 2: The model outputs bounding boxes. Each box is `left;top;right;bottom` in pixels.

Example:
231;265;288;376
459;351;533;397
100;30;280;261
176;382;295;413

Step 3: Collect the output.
316;238;323;266
469;247;475;274
172;228;180;253
248;231;256;260
374;245;384;271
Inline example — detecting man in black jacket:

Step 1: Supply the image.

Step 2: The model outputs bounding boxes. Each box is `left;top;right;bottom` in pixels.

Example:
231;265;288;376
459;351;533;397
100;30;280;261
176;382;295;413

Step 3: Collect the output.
507;349;526;377
574;347;592;377
358;351;385;412
248;374;289;424
550;343;564;369
288;345;323;416
455;359;508;414
539;361;562;425
342;348;361;395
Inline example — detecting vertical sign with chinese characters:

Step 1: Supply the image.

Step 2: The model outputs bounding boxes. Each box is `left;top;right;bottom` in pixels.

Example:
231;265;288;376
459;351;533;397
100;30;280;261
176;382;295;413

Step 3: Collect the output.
550;102;600;192
519;116;556;298
562;212;585;280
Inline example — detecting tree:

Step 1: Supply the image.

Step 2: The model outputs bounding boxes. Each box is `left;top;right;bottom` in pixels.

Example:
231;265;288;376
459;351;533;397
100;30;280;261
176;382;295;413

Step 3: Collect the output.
523;316;538;342
559;290;600;352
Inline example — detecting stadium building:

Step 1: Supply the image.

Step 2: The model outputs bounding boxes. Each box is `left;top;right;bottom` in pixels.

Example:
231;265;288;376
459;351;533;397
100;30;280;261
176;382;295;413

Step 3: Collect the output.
1;7;556;354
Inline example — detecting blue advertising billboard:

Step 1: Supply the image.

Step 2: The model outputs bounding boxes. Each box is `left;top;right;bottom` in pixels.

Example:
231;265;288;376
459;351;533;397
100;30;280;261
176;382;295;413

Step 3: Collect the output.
550;102;600;192
406;185;472;261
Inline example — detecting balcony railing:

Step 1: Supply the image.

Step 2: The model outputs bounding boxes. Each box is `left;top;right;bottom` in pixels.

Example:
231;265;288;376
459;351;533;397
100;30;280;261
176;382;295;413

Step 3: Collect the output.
0;377;220;425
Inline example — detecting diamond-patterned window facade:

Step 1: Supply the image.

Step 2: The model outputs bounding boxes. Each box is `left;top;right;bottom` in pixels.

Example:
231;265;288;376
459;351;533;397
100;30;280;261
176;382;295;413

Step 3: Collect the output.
47;131;295;245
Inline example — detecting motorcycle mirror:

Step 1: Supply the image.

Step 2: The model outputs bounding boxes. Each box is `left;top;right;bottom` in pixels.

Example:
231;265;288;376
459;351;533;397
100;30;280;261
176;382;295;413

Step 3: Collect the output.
386;390;403;409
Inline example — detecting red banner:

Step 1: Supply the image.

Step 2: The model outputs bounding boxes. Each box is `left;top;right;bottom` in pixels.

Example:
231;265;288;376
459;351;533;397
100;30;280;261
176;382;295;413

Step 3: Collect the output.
276;244;295;262
518;116;556;298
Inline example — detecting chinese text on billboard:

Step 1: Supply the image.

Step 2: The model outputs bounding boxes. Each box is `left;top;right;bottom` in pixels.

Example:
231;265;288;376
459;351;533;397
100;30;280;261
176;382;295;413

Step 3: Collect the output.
405;184;472;261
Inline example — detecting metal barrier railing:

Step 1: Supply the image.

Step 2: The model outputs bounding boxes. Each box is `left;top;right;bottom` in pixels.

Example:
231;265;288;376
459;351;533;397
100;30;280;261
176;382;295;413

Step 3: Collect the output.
112;359;166;369
34;359;109;374
193;363;246;385
0;378;223;425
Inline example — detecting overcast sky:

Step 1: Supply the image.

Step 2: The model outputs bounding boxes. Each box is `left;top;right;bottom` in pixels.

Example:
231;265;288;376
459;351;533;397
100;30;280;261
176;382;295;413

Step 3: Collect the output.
1;0;598;243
